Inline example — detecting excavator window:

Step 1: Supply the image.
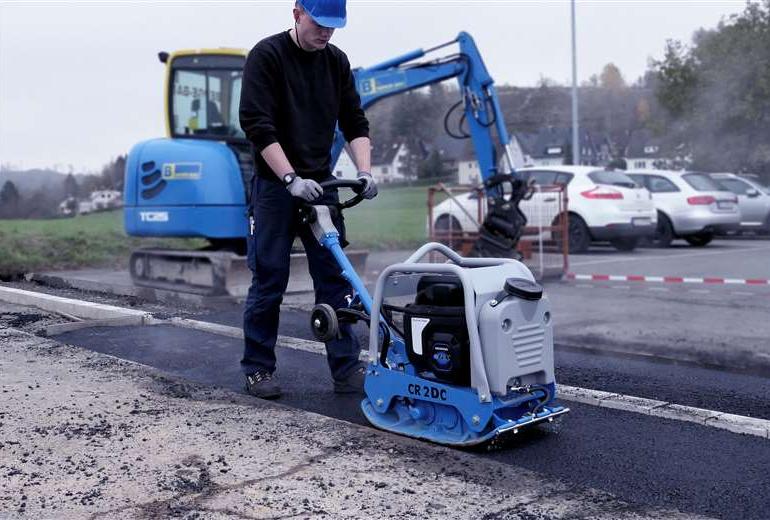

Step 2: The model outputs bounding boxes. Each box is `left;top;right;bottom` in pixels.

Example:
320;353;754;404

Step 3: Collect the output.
169;55;246;141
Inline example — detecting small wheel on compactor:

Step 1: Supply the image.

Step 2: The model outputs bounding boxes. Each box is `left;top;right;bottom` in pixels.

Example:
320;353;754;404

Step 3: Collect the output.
310;304;339;342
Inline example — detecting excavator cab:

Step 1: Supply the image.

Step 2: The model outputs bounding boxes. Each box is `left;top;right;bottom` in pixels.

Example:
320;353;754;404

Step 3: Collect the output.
164;50;247;141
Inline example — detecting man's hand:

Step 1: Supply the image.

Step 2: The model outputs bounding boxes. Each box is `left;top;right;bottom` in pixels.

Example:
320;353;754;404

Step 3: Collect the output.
357;172;378;200
287;177;323;201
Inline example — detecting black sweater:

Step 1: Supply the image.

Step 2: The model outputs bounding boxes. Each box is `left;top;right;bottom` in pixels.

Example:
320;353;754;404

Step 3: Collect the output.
239;30;369;182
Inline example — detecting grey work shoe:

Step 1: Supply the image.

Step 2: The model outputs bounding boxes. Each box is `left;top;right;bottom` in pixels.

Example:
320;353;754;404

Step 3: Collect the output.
244;371;282;399
333;364;367;394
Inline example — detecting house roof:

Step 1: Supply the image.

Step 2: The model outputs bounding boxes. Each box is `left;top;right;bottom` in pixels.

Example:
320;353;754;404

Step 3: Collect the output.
428;134;476;161
371;142;402;166
515;127;606;159
624;128;672;157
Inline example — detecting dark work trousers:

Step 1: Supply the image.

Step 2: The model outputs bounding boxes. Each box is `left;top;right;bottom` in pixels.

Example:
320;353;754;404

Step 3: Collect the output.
241;175;361;380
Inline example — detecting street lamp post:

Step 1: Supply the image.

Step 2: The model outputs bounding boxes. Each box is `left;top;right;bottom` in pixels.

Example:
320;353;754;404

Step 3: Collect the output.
571;0;579;166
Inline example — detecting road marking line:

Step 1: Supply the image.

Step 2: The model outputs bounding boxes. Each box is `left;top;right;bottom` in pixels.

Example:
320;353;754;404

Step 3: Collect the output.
163;318;770;440
566;273;770;286
558;385;769;439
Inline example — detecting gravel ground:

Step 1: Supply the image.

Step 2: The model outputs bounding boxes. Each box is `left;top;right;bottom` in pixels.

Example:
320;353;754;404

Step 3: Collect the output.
0;315;708;519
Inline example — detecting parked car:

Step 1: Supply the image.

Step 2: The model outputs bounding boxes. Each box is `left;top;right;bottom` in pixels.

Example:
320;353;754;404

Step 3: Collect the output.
625;170;740;247
431;166;657;253
736;173;770;195
709;173;770;234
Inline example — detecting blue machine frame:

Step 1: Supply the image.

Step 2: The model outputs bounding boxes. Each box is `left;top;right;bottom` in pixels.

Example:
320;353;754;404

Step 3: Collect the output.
317;222;568;447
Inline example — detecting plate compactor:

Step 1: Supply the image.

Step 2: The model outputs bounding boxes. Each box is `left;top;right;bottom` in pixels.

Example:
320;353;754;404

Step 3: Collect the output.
304;180;569;448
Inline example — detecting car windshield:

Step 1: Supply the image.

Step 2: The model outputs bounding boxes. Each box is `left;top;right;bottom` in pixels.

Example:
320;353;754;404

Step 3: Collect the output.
683;173;729;192
588;170;638;188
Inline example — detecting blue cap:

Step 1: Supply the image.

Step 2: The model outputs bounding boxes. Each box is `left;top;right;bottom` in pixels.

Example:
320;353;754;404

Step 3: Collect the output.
298;0;347;29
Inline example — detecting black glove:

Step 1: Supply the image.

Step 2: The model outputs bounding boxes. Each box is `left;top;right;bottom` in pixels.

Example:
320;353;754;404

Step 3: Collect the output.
357;171;378;200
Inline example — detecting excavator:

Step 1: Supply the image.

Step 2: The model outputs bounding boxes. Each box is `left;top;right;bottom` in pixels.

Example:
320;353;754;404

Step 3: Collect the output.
124;32;529;296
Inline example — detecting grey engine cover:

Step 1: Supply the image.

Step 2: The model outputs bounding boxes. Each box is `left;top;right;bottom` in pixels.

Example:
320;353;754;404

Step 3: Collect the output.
468;264;555;396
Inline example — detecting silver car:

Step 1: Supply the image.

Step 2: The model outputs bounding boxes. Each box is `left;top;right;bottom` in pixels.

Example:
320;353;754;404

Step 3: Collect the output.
626;170;740;247
710;173;770;234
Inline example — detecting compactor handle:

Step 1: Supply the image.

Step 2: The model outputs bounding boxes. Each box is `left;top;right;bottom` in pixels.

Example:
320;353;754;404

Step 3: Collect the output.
318;179;366;209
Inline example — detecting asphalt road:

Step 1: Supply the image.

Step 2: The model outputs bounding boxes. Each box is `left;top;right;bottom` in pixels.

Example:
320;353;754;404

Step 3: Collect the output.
567;239;770;279
55;322;770;520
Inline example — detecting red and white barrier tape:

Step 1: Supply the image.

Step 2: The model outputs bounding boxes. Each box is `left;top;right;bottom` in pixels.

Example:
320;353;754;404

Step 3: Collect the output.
565;273;770;285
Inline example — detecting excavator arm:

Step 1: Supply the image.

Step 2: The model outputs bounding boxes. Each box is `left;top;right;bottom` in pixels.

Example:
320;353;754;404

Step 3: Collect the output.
332;31;530;257
331;31;518;183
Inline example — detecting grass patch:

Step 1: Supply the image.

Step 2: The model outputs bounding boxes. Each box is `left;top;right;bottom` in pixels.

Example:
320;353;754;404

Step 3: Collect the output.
0;186;440;274
344;185;445;250
0;210;205;276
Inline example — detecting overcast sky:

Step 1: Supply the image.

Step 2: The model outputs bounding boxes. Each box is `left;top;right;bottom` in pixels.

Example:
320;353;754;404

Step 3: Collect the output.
0;0;748;173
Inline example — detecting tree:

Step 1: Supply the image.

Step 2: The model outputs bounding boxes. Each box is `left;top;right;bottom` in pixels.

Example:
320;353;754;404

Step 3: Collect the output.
390;91;435;178
20;190;58;219
0;180;21;218
599;63;626;91
653;40;697;119
63;173;79;198
417;150;450;180
651;1;770;176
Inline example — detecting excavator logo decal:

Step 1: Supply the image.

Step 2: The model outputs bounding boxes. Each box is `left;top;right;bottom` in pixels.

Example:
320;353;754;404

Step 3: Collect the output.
358;72;407;98
162;162;203;180
140;162;202;200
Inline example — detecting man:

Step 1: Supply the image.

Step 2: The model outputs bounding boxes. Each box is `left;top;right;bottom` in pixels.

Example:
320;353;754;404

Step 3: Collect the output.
239;0;377;399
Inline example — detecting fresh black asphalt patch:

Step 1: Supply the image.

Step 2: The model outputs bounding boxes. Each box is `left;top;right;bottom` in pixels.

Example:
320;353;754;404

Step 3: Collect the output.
55;322;770;520
199;306;770;420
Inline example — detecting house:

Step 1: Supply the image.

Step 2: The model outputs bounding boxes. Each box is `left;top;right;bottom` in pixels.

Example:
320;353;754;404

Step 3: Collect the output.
623;128;680;170
90;190;122;210
60;190;123;216
431;134;531;185
515;127;612;167
58;196;78;217
430;134;470;183
331;147;360;180
370;142;412;184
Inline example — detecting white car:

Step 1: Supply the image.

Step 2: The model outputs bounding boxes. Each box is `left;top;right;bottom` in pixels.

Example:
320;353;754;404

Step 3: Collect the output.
710;173;770;234
431;165;657;253
625;170;740;247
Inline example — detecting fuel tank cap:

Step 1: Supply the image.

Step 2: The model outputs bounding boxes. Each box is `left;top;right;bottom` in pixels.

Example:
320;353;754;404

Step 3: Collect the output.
503;278;543;301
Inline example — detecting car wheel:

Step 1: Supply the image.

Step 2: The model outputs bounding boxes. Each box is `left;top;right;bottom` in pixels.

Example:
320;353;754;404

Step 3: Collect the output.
684;233;713;247
567;214;591;254
434;215;463;246
610;237;638;251
651;213;674;248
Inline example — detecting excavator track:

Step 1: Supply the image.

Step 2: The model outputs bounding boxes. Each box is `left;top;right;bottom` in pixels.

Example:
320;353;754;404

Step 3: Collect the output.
129;249;251;296
129;248;370;297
